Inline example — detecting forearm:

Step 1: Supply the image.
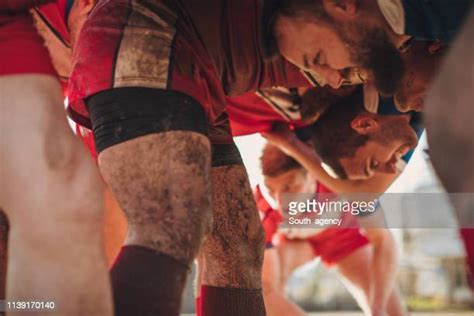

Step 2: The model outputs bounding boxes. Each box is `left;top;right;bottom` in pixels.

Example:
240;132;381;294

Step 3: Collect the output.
282;138;398;194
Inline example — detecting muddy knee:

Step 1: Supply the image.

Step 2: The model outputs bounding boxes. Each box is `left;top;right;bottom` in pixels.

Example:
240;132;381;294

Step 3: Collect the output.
86;88;213;264
98;132;212;263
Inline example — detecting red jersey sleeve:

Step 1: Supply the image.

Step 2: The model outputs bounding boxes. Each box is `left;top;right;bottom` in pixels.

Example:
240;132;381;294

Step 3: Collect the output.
254;185;283;246
1;0;55;12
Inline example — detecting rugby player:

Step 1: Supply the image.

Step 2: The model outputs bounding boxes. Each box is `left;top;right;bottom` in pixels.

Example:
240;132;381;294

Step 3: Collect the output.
0;1;112;314
272;0;472;95
257;87;423;315
257;144;405;316
33;0;471;314
190;85;345;314
192;86;409;316
65;1;368;314
229;87;408;315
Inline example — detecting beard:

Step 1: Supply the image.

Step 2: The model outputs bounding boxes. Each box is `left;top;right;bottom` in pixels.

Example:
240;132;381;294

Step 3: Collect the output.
336;23;405;95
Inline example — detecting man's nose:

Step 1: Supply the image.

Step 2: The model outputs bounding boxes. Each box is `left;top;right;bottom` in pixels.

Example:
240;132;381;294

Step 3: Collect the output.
394;93;411;112
313;65;343;89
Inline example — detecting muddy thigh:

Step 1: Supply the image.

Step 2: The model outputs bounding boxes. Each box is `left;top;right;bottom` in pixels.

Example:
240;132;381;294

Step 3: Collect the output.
200;165;265;289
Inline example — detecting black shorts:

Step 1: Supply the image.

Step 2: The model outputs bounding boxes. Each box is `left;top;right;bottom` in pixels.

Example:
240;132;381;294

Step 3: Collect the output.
86;87;242;167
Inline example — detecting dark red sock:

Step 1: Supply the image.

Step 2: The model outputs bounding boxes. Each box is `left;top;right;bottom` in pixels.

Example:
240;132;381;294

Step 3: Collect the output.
200;285;265;316
110;246;188;316
195;296;202;316
460;228;474;290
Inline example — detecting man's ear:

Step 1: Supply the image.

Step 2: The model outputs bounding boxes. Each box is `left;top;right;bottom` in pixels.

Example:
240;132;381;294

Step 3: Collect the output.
323;0;358;19
351;114;379;134
79;0;96;14
428;40;447;55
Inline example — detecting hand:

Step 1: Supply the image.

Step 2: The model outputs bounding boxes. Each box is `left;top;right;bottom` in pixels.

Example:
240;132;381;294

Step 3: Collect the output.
261;123;298;153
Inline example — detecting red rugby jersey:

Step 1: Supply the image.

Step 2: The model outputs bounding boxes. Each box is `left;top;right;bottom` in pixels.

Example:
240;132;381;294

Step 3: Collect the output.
66;0;314;129
0;0;63;76
0;0;54;12
32;0;70;90
227;88;309;137
33;0;69;43
171;0;311;96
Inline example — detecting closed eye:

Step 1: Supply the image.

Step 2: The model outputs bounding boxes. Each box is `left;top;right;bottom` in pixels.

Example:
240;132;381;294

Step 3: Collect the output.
365;159;379;177
313;51;322;65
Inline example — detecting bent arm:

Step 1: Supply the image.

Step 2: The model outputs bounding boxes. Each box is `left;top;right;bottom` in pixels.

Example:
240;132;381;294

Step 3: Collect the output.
263;131;399;194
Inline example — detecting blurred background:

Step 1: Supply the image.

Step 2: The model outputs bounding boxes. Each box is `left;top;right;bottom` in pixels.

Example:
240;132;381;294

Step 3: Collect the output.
179;132;474;314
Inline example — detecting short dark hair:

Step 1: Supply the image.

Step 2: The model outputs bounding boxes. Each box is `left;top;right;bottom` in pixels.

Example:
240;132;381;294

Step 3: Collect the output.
299;86;346;122
310;86;368;178
272;0;330;19
261;0;330;59
261;143;304;177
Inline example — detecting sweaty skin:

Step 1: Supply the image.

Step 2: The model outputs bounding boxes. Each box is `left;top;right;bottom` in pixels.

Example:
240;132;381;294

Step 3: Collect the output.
102;186;128;266
199;165;265;289
98;131;213;264
0;75;112;316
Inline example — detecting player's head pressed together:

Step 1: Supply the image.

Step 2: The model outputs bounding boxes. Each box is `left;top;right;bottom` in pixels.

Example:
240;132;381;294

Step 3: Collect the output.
266;0;405;94
311;87;419;180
